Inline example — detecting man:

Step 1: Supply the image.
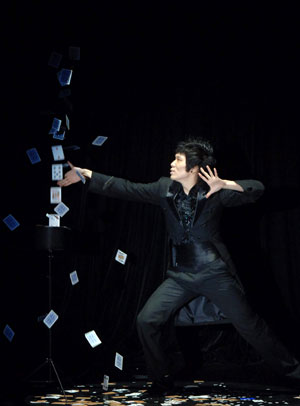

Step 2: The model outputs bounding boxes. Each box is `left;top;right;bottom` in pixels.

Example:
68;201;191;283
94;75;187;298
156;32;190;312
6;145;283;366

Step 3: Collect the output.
58;137;300;394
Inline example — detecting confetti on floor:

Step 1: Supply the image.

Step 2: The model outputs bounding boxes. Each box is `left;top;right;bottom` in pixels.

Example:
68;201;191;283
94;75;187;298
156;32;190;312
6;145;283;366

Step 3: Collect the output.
24;380;300;406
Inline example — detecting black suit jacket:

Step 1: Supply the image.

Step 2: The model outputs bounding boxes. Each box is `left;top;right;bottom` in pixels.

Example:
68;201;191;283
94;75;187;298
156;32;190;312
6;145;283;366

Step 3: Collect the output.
88;173;264;325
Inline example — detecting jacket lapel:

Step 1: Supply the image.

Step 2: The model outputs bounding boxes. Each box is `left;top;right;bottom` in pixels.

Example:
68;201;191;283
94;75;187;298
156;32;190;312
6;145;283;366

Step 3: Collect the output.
166;182;181;223
192;185;209;225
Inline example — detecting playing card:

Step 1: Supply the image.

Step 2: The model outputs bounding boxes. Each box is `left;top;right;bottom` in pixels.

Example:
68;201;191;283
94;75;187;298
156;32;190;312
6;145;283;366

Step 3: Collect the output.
3;214;20;231
115;249;127;265
50;187;62;204
51;145;65;161
92;136;108;146
85;330;102;348
48;51;62;68
102;375;109;391
53;131;65;141
3;324;15;342
57;68;73;86
54;202;69;217
65;114;70;130
115;353;123;370
70;270;79;285
43;310;58;328
47;213;60;227
75;170;86;184
52;164;63;181
49;118;62;134
26;148;41;164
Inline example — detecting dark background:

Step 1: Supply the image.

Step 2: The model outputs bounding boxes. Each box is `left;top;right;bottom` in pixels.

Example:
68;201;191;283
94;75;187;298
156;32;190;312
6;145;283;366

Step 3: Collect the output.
1;1;300;399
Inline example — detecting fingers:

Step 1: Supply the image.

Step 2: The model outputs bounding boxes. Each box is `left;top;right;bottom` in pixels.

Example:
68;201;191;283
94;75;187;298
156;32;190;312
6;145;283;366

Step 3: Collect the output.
67;161;74;169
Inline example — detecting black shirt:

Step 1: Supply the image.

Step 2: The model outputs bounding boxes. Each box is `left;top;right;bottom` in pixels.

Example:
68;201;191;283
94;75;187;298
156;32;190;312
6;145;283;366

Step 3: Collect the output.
174;183;200;244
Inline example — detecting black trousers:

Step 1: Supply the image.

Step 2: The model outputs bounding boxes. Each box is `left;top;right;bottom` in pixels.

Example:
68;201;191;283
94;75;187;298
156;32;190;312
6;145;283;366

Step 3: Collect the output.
137;258;299;381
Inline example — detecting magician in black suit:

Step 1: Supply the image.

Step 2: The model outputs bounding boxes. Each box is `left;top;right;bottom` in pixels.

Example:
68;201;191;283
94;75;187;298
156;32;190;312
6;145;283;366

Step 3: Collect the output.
58;137;300;394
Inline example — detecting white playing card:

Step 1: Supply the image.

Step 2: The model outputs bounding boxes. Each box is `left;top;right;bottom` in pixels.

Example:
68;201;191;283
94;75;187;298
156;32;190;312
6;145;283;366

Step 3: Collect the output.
47;214;60;227
92;136;108;146
85;330;102;348
115;249;127;265
102;375;109;391
43;310;58;328
54;202;69;217
115;352;123;370
70;270;79;285
51;145;65;161
50;187;62;204
52;164;63;181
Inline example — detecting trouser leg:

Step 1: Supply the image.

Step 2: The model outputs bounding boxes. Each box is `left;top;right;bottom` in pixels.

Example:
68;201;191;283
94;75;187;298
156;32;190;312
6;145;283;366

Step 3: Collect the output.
200;268;299;375
136;278;194;381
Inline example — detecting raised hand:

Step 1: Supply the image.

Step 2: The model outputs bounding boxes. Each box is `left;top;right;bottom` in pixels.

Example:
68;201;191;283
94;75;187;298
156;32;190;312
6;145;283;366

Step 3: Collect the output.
57;161;83;187
198;165;226;198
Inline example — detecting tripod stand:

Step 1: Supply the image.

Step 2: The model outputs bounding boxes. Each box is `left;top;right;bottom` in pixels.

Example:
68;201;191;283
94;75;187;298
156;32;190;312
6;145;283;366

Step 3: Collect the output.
27;225;71;392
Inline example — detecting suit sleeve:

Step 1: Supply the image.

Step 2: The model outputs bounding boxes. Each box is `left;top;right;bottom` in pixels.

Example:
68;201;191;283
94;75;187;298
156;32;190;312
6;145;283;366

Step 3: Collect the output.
219;179;265;207
88;172;166;205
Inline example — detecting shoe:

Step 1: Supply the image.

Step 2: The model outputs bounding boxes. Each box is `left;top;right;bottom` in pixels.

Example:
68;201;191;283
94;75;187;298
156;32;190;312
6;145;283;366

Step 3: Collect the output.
144;375;175;397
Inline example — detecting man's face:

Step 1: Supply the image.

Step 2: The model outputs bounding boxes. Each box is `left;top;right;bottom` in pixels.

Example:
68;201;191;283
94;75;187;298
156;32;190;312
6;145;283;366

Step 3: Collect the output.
170;153;190;182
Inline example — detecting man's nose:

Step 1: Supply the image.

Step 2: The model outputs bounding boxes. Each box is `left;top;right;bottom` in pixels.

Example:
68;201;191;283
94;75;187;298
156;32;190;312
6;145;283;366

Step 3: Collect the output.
170;160;176;167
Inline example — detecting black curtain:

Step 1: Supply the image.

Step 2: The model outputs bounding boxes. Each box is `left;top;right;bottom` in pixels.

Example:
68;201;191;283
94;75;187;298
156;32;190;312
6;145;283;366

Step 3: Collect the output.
1;2;300;391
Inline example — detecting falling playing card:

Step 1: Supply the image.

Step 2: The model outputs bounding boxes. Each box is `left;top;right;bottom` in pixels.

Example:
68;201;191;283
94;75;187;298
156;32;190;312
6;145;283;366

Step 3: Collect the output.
57;69;73;86
70;270;79;285
115;353;123;370
54;202;69;217
53;131;65;141
51;145;65;161
50;187;62;204
43;310;58;328
52;164;63;181
115;249;127;265
65;114;70;130
102;375;109;391
3;324;15;342
2;214;20;231
49;118;62;134
92;136;108;146
26;148;41;164
85;330;102;348
47;214;60;227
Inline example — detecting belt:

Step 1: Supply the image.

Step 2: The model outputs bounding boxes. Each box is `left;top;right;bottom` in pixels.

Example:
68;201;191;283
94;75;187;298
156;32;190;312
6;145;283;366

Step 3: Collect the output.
174;241;220;268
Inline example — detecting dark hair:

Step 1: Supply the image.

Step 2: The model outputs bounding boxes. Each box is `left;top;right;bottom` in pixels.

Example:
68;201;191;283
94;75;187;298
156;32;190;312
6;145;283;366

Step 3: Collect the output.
175;137;216;172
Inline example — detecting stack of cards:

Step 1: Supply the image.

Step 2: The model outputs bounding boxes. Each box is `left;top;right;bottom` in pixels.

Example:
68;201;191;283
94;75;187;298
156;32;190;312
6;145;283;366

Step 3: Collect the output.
3;214;20;231
47;213;60;227
115;250;127;265
85;330;102;348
